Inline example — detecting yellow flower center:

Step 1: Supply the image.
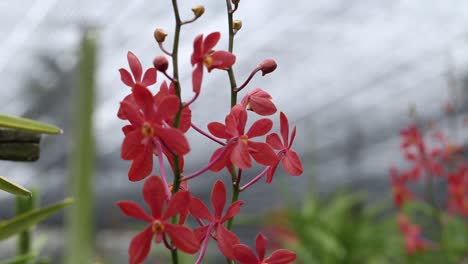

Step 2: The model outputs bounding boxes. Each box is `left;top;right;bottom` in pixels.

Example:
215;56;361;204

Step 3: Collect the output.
203;55;213;68
141;122;155;137
240;135;249;145
152;220;165;234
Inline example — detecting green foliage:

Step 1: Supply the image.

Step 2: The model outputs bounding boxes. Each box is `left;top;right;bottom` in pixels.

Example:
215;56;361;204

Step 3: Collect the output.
0;198;73;241
0;253;37;264
0;115;61;135
0;177;31;197
274;191;402;264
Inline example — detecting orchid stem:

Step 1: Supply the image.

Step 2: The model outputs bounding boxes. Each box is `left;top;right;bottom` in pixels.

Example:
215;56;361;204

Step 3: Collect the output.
191;123;225;145
240;167;269;191
182;146;229;181
155;140;172;199
170;0;183;263
195;224;215;264
225;2;240;264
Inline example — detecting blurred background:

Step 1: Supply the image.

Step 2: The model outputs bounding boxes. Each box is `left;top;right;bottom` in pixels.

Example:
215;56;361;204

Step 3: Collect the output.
1;0;468;263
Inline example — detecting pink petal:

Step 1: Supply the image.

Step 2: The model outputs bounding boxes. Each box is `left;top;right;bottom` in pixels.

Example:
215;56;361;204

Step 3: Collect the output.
119;68;134;87
129;226;153;264
208;51;236;71
221;200;244;223
249;96;277;116
247;118;273;138
279;112;289;145
231;140;252;169
116;201;153;222
119;100;143;126
216;224;240;260
209;146;232;172
163;191;191;220
127;51;143;82
233;244;259;264
121;129;144;160
165;223;200;254
192;63;203;93
266;133;284;150
203;32;221;54
266;159;280;184
157;126;190;155
249;141;278;167
208;122;230;139
264;249;297;264
128;144;153;182
289;126;297;147
283;149;303;176
142;176;166;218
212;180;227;219
142;68;157;86
189;197;215;222
158;95;180;118
191;34;204;65
255;233;268;260
132;84;156;120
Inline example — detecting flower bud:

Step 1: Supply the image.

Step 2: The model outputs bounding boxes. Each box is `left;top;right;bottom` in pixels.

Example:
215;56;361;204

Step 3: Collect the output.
231;0;240;5
259;59;277;76
233;20;242;31
191;5;205;18
154;28;167;43
153;55;169;72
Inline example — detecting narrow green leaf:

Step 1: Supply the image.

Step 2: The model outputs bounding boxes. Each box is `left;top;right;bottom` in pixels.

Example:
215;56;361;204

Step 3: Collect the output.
0;176;31;197
0;253;37;264
0;198;73;240
0;115;61;135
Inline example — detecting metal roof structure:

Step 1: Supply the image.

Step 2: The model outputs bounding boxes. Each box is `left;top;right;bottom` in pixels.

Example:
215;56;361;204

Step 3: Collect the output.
1;0;468;221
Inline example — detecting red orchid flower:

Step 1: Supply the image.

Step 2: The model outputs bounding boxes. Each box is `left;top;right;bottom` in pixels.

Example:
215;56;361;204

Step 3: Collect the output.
400;125;425;153
447;165;468;216
397;214;430;255
207;104;277;171
119;51;157;88
189;180;244;260
241;88;277;116
119;84;190;181
265;112;303;183
191;32;236;93
389;166;414;208
116;176;199;264
233;233;296;264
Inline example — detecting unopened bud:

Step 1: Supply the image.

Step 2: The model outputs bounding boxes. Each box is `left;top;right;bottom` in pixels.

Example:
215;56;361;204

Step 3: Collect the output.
233;20;242;31
259;59;277;76
153;55;169;72
192;5;205;18
231;0;240;5
154;28;167;43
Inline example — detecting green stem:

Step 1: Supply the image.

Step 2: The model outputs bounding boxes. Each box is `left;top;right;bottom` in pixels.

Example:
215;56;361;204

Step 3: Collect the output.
169;1;183;264
225;2;239;263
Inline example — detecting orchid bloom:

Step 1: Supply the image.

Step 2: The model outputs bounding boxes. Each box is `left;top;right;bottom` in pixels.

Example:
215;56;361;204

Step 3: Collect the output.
208;104;277;171
191;32;236;93
266;112;303;183
233;233;296;264
117;176;199;264
119;51;157;88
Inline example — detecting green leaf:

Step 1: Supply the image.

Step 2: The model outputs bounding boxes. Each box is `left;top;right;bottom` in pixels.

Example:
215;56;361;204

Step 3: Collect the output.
0;176;31;197
0;198;73;240
0;115;61;134
0;253;37;264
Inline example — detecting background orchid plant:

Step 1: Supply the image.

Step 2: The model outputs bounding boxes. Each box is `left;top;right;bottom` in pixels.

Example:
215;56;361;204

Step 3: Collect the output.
115;1;302;263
